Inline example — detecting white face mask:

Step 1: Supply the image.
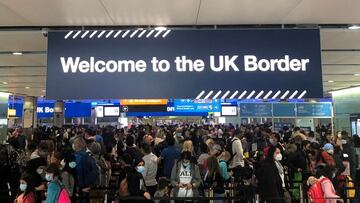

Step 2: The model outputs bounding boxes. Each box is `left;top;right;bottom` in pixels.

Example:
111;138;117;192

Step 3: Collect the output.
341;140;347;145
274;153;282;161
36;168;44;175
327;150;334;155
269;138;276;145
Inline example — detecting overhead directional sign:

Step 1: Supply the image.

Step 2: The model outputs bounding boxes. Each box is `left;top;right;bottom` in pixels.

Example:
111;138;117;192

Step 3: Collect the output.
240;103;272;117
296;103;332;117
47;29;322;100
273;103;296;117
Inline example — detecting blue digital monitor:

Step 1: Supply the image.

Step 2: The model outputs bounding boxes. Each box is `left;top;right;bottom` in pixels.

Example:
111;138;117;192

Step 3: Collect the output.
273;103;296;117
240;103;272;117
296;103;332;117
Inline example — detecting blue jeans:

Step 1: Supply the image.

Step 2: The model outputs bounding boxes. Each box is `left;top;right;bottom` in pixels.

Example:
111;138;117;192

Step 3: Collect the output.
214;193;225;203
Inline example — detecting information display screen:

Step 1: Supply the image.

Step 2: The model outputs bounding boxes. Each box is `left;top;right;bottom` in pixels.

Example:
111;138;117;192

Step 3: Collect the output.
221;106;238;116
104;106;120;117
296;103;332;117
240;103;272;117
273;103;296;117
95;106;104;118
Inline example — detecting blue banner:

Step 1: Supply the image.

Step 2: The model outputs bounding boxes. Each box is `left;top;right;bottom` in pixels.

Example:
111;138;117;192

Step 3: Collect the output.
173;99;220;112
47;29;322;100
64;102;92;117
37;102;55;118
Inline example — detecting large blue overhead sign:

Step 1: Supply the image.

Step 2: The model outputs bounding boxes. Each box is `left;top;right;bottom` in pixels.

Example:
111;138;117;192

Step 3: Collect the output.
47;29;322;100
173;99;220;112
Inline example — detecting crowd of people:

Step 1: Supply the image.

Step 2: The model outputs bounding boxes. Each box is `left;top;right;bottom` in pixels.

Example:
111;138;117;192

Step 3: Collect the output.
2;122;360;203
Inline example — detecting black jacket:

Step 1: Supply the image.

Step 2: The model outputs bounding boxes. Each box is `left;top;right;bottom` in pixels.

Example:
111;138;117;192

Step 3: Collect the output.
126;168;149;203
257;160;283;203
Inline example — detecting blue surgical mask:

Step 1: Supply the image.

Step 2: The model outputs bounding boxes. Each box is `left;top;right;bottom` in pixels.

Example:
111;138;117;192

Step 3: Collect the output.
69;161;76;169
136;166;145;174
183;162;190;167
45;174;53;182
19;183;27;192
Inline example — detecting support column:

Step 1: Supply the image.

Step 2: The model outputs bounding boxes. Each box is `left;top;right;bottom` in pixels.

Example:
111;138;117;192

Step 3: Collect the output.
23;96;37;139
0;93;9;143
23;96;37;129
53;101;64;128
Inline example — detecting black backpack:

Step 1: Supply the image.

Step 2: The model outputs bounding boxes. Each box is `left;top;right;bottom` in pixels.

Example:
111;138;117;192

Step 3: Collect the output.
225;137;238;163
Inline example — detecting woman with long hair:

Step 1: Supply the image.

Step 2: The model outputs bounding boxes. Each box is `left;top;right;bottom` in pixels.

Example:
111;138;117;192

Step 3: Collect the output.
205;156;225;203
15;173;35;203
257;146;291;203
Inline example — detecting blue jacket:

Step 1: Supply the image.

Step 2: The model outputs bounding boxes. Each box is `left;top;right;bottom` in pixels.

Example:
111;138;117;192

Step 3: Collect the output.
46;179;61;203
75;150;99;189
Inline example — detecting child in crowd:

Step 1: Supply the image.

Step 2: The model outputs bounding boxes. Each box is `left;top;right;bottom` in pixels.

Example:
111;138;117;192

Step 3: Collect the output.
154;178;170;203
15;173;35;203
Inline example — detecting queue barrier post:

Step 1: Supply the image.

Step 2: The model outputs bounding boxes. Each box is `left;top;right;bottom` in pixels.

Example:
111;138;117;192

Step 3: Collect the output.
299;183;304;203
209;188;214;203
230;177;235;203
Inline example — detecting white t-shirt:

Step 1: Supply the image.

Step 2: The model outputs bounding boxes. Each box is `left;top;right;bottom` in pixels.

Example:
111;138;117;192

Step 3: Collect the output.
177;164;193;197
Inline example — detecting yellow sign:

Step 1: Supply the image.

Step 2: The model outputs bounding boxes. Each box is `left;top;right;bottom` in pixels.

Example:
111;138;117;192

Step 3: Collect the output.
120;99;167;106
8;109;16;117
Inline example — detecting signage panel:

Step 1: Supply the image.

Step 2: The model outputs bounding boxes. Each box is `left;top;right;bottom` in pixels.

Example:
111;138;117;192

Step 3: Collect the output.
47;29;322;99
64;102;92;117
221;106;238;116
240;103;272;117
104;106;120;117
37;103;55;118
273;103;296;117
173;99;220;112
296;103;332;117
121;99;167;106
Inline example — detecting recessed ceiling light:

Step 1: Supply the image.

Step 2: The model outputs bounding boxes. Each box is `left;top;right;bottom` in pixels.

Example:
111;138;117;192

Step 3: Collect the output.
328;80;334;83
41;89;46;92
2;82;8;85
12;52;23;55
25;86;30;89
349;25;360;30
154;26;167;31
354;74;360;76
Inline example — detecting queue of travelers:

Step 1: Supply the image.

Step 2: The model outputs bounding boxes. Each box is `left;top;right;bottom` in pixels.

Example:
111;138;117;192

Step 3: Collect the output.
2;123;359;203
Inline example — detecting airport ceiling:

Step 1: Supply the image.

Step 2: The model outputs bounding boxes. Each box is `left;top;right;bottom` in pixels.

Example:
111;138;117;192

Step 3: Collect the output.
0;0;360;98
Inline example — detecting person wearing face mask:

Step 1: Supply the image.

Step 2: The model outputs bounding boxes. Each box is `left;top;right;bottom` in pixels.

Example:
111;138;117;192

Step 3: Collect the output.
264;133;285;159
321;143;336;167
125;158;151;202
25;157;47;203
257;146;291;203
340;131;356;179
44;163;62;203
60;153;76;201
15;173;35;203
171;151;201;203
